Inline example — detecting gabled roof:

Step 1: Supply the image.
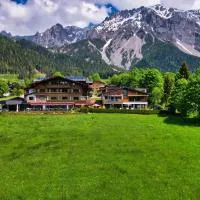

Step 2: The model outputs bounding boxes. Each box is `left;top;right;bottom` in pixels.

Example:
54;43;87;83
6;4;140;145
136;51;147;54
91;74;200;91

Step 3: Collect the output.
27;76;89;89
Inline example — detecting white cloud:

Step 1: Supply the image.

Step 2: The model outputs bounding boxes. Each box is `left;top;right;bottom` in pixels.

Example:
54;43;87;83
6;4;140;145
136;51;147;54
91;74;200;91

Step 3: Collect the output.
192;0;200;9
0;0;108;35
161;0;196;10
0;0;200;36
95;0;160;10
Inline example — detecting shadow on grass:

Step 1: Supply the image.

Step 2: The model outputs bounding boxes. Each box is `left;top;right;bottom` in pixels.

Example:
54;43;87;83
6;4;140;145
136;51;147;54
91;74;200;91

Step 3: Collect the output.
158;113;200;127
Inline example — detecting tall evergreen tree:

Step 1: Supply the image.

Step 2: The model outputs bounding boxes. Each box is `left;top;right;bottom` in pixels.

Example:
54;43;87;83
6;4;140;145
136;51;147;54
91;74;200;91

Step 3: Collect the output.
179;62;190;80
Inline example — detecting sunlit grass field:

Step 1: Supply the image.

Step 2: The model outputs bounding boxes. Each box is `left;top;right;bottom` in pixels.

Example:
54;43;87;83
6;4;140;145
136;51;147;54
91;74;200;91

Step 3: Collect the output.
0;113;200;199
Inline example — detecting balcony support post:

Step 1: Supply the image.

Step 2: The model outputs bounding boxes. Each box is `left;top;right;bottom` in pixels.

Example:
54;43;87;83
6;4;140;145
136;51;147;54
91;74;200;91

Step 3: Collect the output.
42;105;46;111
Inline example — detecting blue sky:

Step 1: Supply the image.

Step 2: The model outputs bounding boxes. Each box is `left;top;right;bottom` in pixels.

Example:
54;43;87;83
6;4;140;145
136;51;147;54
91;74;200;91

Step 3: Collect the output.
95;3;120;16
12;0;28;4
0;0;199;35
12;0;120;16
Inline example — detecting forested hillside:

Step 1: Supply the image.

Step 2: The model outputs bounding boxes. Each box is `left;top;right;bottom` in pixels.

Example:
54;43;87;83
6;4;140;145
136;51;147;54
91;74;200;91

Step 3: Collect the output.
0;36;115;78
136;36;200;71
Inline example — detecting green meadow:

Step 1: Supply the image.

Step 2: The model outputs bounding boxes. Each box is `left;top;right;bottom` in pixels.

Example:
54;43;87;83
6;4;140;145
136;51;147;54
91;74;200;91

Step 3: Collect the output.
0;113;200;200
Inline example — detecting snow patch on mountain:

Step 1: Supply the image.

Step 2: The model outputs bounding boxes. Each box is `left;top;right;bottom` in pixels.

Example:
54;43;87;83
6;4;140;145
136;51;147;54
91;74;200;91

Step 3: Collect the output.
96;12;142;33
175;40;200;57
101;39;112;65
151;5;173;19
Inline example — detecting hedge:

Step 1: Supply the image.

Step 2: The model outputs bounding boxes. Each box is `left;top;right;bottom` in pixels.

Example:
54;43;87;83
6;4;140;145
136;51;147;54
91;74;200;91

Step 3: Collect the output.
79;108;160;115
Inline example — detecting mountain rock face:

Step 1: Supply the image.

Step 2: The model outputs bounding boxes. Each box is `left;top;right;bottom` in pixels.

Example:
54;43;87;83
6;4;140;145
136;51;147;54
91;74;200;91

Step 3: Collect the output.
87;5;200;69
25;24;88;48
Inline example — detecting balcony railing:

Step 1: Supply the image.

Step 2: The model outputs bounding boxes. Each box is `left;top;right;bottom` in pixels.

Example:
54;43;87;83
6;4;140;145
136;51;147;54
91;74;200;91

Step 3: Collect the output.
103;100;148;105
103;100;123;104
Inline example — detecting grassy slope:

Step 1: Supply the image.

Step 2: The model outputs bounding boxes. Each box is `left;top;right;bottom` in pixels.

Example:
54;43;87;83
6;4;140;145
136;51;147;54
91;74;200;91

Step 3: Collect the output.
0;114;200;199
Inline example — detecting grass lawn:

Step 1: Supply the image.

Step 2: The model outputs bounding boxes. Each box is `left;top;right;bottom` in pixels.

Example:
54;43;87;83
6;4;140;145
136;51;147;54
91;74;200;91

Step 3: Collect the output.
0;113;200;200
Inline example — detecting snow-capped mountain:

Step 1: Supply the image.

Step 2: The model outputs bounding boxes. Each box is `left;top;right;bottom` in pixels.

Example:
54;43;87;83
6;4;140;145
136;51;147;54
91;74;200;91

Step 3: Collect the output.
86;5;200;69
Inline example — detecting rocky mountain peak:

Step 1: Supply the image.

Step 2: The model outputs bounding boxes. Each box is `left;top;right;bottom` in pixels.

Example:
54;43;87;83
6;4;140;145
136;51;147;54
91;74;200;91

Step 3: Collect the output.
26;24;88;48
0;31;12;38
52;23;63;29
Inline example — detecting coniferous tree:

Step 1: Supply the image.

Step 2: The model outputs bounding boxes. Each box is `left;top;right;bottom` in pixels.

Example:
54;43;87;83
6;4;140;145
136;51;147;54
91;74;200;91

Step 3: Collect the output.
179;62;190;80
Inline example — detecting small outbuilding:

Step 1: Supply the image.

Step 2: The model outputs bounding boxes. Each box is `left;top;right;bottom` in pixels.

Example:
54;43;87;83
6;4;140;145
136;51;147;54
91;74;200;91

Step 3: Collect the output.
0;97;25;112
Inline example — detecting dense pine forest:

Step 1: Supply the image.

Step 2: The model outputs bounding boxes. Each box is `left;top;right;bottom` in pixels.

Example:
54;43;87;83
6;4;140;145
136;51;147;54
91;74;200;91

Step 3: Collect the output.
0;36;115;78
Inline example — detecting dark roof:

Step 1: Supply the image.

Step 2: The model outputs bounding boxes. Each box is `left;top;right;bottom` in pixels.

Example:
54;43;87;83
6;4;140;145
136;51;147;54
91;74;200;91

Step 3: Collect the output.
65;76;92;84
27;76;89;89
122;87;148;95
103;85;148;95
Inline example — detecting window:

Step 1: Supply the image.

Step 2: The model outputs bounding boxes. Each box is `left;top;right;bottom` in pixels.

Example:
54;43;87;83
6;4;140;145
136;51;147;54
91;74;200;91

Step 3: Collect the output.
123;89;128;97
62;97;68;100
51;97;57;100
47;88;57;93
29;97;34;101
129;97;135;102
116;97;122;101
73;89;79;93
63;88;71;93
39;89;45;93
129;97;142;102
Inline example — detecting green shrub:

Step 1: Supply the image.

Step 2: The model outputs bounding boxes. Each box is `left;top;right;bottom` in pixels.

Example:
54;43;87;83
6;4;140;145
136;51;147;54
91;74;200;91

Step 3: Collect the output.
79;108;159;115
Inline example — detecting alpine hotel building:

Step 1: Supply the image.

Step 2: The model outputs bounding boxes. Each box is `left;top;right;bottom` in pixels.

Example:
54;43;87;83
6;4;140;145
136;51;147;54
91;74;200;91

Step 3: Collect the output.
1;76;149;111
25;77;94;110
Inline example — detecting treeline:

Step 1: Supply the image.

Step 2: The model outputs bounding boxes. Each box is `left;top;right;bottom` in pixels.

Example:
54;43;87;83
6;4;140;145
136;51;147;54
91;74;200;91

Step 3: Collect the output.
0;36;114;79
109;63;200;117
